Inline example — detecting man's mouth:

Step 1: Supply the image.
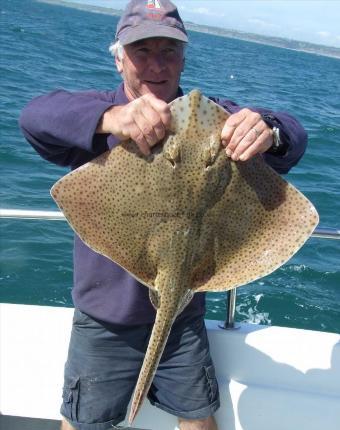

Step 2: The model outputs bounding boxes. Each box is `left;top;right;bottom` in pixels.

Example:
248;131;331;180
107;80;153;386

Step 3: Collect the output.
144;80;167;85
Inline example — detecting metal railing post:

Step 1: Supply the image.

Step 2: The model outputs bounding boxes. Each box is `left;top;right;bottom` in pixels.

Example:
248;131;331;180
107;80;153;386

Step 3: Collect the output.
220;288;238;330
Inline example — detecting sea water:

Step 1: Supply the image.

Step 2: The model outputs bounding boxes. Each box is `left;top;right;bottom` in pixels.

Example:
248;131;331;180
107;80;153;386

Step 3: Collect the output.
1;0;339;333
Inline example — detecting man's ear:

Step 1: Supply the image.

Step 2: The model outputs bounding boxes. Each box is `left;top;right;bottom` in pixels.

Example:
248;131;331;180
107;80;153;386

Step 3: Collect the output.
115;56;123;74
181;57;185;72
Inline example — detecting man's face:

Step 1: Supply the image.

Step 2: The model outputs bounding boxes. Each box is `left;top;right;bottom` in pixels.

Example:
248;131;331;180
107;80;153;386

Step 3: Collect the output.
116;37;185;103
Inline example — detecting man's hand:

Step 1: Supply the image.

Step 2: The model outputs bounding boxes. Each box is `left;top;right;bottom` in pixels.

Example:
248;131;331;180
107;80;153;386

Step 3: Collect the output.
221;108;274;161
97;93;171;155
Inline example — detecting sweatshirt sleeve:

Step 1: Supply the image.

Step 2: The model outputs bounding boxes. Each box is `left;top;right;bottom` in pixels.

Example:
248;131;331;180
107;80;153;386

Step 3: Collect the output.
19;90;117;167
211;97;308;174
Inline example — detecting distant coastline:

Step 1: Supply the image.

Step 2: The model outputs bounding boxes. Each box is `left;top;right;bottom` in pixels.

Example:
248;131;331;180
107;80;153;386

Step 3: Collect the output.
186;23;340;60
38;0;340;60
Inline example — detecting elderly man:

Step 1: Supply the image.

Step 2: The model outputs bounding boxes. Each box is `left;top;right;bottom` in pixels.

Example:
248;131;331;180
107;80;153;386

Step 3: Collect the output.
19;1;307;429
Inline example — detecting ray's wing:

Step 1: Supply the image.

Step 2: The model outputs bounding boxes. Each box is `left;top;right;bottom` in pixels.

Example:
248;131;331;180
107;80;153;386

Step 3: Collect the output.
51;141;172;289
183;95;319;293
193;156;318;292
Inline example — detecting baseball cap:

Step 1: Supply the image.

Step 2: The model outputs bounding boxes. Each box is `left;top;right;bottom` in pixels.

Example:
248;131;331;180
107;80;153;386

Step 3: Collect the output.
116;0;188;45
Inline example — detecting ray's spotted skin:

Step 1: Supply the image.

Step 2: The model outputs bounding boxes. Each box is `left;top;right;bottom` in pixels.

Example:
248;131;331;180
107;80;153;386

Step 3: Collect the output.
51;90;319;423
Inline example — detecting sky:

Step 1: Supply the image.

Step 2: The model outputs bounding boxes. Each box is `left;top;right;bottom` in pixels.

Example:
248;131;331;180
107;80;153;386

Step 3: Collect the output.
65;0;340;49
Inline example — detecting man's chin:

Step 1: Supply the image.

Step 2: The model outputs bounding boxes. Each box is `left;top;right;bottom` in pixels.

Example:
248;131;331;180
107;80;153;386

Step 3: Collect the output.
142;82;176;102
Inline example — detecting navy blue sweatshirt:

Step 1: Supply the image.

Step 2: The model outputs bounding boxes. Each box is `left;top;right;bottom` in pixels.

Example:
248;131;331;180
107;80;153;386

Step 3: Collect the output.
19;83;307;325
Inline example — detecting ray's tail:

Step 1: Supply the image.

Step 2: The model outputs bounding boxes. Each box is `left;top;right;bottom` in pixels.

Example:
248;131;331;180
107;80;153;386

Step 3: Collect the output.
128;294;181;424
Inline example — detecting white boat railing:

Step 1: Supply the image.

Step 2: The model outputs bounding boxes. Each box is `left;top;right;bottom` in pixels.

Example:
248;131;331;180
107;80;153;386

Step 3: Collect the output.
1;208;339;330
0;209;66;220
1;208;340;238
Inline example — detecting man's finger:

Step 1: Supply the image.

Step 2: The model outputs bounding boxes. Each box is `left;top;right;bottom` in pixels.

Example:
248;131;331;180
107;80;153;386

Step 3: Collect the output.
237;130;274;161
134;109;166;148
132;95;171;148
228;130;256;160
139;101;167;144
132;129;152;156
133;111;159;148
143;93;172;129
220;111;246;146
230;124;265;159
227;112;262;151
232;127;274;161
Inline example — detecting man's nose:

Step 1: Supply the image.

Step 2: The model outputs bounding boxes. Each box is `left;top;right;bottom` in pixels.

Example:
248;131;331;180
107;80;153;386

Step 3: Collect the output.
148;53;166;73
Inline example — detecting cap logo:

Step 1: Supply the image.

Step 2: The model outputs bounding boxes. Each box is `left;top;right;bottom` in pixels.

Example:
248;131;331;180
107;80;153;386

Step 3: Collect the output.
146;0;162;9
116;0;188;44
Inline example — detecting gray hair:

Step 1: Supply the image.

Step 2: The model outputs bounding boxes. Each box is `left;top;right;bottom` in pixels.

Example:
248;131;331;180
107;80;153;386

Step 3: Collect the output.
109;40;124;60
109;39;187;60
